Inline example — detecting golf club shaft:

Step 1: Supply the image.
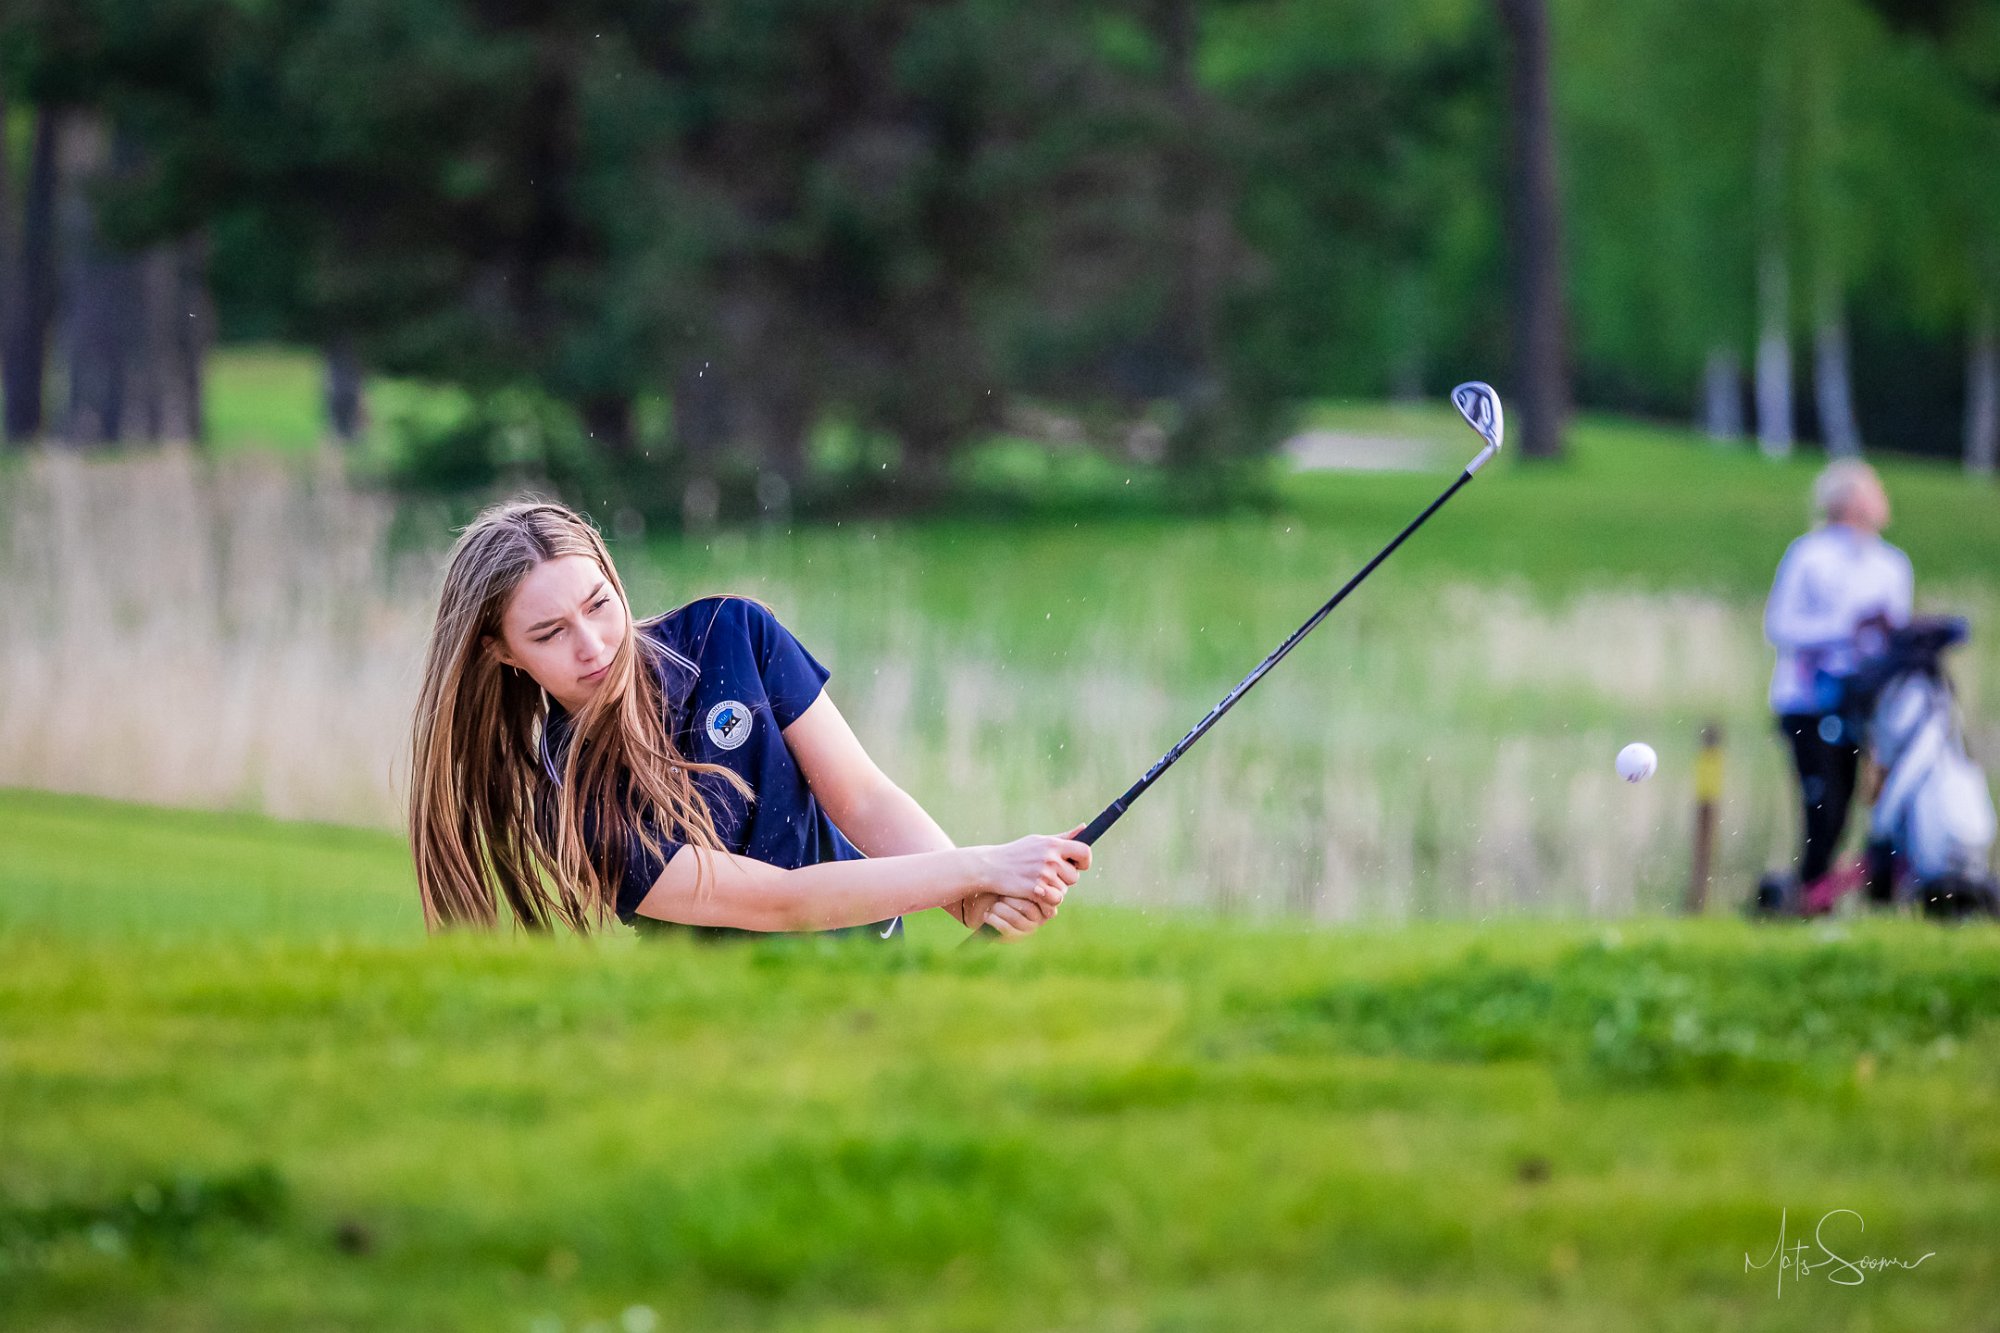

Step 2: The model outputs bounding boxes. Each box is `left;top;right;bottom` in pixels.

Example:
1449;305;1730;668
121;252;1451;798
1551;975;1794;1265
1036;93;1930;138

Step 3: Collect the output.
966;382;1500;942
968;461;1484;942
1077;466;1477;846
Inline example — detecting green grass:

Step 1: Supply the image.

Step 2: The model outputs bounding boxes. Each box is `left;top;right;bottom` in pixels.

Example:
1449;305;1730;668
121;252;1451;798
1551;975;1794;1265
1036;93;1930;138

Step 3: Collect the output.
0;789;419;943
1283;407;2000;597
205;345;459;460
5;787;1998;1330
205;347;333;456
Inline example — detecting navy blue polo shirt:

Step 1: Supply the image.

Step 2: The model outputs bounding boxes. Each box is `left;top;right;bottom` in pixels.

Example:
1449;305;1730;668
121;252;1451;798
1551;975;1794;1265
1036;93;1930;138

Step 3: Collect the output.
539;595;903;940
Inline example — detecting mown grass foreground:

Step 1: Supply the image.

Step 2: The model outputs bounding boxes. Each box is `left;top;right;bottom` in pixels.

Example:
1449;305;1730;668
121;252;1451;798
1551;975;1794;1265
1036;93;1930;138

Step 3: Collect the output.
3;788;1998;1331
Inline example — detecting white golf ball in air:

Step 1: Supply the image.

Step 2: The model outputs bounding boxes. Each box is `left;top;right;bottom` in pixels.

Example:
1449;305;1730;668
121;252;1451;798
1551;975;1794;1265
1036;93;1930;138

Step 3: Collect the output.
1616;742;1658;784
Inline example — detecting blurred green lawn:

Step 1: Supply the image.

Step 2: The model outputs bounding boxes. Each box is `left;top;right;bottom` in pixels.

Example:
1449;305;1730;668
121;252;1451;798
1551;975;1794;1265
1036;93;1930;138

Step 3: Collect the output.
5;787;1997;1331
902;402;2000;602
1286;405;2000;598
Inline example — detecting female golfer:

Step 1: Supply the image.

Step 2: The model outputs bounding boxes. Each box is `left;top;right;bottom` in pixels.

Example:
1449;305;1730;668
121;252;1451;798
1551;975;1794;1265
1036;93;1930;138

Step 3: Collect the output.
409;500;1086;937
1764;460;1911;901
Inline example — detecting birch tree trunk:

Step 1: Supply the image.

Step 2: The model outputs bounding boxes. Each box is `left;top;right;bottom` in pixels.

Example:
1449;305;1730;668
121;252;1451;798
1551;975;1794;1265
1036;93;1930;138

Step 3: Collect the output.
1702;346;1745;442
1968;300;1998;478
1754;24;1794;460
1755;245;1794;458
1812;282;1862;457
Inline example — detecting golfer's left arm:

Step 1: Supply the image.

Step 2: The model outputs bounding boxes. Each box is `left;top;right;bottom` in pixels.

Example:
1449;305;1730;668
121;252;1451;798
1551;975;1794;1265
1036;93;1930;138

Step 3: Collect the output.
784;691;953;852
783;690;1028;930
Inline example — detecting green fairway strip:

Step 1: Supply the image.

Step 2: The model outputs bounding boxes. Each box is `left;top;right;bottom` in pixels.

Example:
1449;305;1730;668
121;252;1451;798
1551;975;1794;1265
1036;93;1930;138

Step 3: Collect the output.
0;788;421;943
4;790;1999;1329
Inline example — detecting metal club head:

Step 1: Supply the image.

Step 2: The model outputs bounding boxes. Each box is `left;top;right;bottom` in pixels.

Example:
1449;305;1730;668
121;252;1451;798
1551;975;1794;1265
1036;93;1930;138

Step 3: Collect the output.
1450;381;1504;474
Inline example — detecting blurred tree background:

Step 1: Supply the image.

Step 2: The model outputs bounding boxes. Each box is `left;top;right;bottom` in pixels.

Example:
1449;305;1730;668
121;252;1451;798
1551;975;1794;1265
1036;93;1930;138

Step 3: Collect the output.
0;0;1996;522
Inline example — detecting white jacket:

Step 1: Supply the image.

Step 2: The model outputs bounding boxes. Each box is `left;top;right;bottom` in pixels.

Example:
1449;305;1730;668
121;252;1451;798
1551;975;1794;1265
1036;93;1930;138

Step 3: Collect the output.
1763;524;1912;715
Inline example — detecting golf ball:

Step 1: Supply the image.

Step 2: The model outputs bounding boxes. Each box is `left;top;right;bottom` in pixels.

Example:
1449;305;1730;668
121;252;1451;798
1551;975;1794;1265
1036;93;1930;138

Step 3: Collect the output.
1616;742;1658;783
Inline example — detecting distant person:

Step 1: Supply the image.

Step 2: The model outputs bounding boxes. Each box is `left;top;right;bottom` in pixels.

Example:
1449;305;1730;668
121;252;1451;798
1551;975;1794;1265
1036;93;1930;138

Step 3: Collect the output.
1763;461;1912;898
408;500;1084;937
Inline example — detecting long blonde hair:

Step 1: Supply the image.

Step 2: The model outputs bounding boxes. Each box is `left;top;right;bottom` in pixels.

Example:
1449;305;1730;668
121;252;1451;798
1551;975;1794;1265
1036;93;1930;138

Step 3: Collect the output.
408;500;751;932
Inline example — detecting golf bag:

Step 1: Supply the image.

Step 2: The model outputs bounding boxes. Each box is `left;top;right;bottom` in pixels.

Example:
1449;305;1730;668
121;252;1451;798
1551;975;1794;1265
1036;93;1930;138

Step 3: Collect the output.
1753;617;1997;919
1854;619;1997;916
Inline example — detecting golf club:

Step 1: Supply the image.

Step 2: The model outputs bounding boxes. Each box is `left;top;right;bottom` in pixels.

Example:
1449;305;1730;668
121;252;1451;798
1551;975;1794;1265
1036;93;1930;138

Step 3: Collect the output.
969;381;1505;941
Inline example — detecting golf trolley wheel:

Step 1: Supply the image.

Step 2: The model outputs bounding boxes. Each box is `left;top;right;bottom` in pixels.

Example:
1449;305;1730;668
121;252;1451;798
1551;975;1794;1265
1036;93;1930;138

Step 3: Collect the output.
1747;872;1797;918
1919;876;2000;921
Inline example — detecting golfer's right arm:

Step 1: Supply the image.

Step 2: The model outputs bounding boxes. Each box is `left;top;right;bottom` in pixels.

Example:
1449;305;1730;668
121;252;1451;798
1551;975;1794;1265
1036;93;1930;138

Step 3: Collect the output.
629;835;1086;933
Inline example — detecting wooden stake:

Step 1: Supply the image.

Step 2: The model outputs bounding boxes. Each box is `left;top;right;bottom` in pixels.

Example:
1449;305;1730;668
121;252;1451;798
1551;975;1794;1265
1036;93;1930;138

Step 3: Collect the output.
1686;723;1723;914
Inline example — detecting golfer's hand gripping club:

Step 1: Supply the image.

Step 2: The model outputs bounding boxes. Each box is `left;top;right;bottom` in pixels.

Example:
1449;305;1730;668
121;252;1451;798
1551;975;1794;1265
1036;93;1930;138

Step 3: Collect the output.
965;384;1505;944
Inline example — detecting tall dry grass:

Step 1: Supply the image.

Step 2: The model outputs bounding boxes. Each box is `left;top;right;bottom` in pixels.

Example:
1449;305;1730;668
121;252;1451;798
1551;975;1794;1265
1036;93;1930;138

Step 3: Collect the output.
0;448;435;827
2;450;1991;919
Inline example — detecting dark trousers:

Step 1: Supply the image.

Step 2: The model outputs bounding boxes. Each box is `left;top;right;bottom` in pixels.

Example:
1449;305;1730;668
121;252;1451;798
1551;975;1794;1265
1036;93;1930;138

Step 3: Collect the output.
1778;712;1894;897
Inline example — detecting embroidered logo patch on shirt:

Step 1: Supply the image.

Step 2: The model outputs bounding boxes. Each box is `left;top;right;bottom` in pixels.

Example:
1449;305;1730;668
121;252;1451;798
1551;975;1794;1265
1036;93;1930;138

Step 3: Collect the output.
706;700;753;751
